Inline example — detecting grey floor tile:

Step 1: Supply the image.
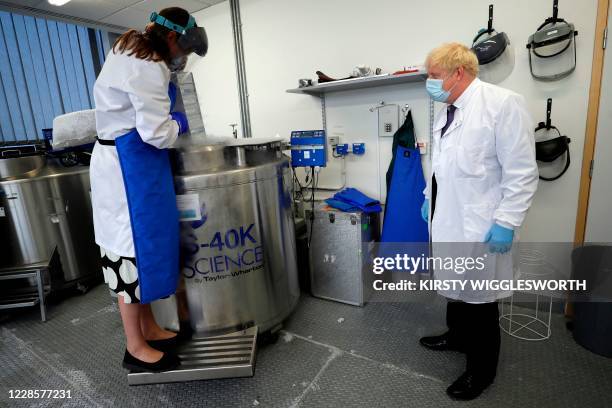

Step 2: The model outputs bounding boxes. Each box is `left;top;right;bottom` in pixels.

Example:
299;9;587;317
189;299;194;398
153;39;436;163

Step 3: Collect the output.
1;284;611;408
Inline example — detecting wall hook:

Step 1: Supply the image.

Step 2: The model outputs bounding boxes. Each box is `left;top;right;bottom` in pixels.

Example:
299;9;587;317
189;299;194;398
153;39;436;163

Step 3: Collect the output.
369;101;387;112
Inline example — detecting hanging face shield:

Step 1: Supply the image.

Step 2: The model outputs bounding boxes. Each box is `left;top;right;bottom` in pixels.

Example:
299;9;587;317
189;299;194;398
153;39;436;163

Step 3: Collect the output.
471;5;514;84
534;99;571;181
526;0;578;81
149;12;209;72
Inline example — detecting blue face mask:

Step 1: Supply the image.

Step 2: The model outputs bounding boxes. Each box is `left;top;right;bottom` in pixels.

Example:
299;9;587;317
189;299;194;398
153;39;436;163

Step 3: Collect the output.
425;73;457;103
425;79;449;102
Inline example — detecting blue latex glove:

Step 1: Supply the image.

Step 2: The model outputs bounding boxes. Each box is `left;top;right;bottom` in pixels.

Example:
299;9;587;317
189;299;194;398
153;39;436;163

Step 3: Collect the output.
484;223;514;254
171;111;189;135
168;82;177;112
421;199;429;223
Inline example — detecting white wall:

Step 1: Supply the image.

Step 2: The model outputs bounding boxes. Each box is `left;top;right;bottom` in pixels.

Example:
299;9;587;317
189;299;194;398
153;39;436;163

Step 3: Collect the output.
192;0;598;243
188;1;241;137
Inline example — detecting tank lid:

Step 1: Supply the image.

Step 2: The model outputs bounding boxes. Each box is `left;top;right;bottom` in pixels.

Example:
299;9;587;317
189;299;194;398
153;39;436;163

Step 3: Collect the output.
173;135;287;149
221;136;288;147
0;155;47;181
170;136;286;175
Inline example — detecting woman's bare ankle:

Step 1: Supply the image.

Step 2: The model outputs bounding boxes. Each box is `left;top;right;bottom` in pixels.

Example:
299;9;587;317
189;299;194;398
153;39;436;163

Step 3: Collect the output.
126;343;163;363
141;325;177;341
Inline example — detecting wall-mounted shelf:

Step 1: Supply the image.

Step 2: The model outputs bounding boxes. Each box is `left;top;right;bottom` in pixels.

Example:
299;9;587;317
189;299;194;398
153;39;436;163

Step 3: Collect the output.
286;70;427;95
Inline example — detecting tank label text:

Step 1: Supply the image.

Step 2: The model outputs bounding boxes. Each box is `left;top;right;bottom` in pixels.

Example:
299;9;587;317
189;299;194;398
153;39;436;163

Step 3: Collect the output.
183;223;265;281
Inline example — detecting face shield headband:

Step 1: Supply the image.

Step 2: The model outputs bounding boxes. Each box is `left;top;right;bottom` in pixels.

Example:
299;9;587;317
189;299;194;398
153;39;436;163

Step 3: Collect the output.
149;11;208;57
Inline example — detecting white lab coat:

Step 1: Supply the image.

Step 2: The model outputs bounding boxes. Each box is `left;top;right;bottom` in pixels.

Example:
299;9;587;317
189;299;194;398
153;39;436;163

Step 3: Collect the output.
424;78;538;302
90;51;179;258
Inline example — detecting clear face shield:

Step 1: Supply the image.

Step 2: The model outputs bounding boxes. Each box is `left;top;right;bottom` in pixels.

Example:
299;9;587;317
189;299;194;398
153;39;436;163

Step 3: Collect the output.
525;0;578;81
177;26;208;57
470;4;514;84
527;20;577;81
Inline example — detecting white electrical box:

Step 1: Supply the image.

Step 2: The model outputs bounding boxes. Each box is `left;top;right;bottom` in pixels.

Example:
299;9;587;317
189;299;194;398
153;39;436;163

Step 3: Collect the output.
378;104;399;137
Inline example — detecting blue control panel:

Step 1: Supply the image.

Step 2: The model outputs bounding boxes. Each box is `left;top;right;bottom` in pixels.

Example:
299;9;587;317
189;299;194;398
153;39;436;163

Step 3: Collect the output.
290;130;327;167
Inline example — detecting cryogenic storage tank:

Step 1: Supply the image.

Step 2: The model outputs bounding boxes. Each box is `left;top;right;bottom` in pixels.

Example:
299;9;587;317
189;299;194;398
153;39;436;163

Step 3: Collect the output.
170;138;300;334
0;154;100;287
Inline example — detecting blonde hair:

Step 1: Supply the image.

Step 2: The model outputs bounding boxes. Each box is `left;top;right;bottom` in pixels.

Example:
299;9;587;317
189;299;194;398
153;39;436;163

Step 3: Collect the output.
425;42;479;76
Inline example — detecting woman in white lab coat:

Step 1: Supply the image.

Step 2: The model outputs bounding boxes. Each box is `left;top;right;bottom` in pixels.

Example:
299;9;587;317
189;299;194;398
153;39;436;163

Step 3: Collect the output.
90;7;207;372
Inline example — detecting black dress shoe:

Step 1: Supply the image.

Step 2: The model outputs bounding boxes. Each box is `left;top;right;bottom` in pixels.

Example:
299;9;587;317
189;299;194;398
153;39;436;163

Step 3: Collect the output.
419;333;464;352
446;372;494;401
122;349;180;373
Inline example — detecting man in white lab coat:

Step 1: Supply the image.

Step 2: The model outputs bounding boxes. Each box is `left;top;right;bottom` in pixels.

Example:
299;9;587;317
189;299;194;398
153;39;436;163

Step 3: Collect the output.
419;43;538;400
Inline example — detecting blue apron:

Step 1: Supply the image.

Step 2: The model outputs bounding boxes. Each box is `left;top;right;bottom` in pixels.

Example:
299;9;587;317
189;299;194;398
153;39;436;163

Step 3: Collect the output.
381;145;428;243
115;128;180;303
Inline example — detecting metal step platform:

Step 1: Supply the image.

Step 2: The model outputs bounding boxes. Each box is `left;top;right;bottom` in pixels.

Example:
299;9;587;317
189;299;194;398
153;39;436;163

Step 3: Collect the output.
127;326;258;386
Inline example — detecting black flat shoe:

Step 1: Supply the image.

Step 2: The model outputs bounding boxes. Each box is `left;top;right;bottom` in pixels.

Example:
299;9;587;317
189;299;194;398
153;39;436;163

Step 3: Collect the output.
147;324;193;351
146;334;179;352
419;333;464;352
177;321;193;342
122;349;180;373
446;372;494;401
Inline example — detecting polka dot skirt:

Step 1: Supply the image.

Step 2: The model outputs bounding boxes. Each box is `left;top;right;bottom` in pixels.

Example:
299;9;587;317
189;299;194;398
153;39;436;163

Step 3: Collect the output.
100;247;141;304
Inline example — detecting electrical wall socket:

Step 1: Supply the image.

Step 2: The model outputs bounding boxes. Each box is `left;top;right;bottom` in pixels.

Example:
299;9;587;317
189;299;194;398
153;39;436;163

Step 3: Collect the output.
328;136;340;146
